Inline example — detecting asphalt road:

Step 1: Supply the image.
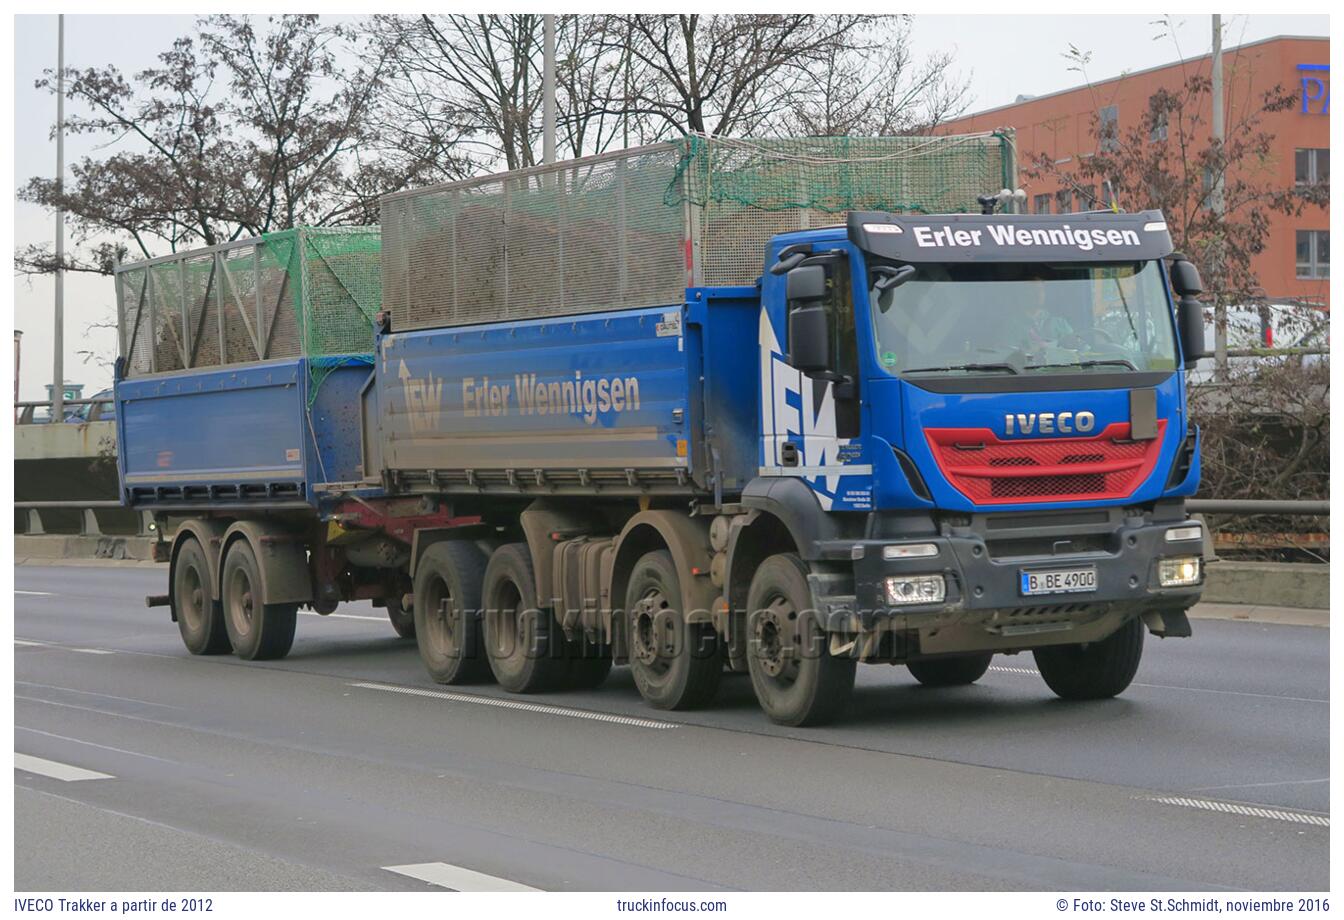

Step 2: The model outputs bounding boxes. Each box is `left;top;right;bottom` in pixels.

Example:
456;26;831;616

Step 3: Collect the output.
13;563;1329;891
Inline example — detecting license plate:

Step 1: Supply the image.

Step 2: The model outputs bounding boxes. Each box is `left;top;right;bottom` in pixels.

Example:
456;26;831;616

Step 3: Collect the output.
1020;567;1097;596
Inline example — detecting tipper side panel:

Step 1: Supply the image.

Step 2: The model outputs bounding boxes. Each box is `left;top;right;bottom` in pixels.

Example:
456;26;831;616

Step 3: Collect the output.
376;304;698;496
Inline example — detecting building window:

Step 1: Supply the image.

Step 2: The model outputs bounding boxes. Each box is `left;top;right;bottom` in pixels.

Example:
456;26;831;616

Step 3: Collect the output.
1149;111;1168;143
1055;189;1074;214
1098;105;1119;152
1033;194;1052;214
1295;148;1329;185
1296;230;1329;279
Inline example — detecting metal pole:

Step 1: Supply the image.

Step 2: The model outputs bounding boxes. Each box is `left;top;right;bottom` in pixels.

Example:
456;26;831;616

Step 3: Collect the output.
1210;14;1228;379
543;14;556;165
14;330;22;422
53;14;66;422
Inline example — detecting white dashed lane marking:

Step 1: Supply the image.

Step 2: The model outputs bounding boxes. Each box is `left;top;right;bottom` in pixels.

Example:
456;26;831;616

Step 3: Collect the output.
15;752;115;782
15;590;53;596
1138;795;1328;828
15;638;115;655
351;681;679;730
383;862;541;891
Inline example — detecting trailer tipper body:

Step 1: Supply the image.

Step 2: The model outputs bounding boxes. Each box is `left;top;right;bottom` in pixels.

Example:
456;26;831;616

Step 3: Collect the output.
116;136;1208;725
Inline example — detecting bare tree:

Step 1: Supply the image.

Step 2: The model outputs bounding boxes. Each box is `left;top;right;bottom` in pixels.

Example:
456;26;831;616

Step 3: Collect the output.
781;18;970;137
18;14;391;275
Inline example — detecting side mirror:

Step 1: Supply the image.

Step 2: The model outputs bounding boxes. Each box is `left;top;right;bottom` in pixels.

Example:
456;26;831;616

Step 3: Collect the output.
788;304;831;374
1178;296;1206;369
785;264;827;303
1170;260;1203;297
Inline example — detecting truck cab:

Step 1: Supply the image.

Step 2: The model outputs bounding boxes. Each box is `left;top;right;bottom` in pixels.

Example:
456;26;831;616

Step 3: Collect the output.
729;208;1207;718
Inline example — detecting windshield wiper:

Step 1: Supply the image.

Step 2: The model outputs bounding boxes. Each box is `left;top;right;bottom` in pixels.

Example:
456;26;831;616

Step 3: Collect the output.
1024;358;1138;372
903;362;1019;375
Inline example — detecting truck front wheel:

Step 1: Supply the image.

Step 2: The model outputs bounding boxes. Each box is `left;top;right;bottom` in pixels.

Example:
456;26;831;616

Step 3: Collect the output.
172;537;230;655
745;553;855;727
1033;616;1144;700
221;539;297;661
413;541;490;684
907;653;993;687
625;550;722;710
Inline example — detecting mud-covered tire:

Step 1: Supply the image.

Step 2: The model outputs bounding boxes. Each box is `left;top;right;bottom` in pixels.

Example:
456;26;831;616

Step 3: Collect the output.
1033;616;1144;700
625;550;722;710
482;543;565;693
172;537;230;655
413;541;491;684
386;595;416;639
907;653;993;687
221;539;297;661
745;553;855;727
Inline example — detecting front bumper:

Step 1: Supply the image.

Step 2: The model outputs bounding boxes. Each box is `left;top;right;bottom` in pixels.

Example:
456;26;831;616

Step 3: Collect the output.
815;504;1204;654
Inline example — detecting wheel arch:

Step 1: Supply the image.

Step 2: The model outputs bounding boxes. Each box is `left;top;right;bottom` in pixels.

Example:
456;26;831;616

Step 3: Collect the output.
608;511;717;646
219;519;313;606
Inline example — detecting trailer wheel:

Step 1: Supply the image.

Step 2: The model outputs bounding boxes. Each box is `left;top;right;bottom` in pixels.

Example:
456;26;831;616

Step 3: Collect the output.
745;553;855;727
386;595;416;640
907;653;993;687
625;550;722;710
412;541;491;684
1033;615;1144;700
173;537;229;655
482;543;564;693
221;539;297;661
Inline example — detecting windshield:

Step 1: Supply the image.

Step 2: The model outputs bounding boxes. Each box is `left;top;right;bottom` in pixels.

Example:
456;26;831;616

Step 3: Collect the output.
869;260;1179;376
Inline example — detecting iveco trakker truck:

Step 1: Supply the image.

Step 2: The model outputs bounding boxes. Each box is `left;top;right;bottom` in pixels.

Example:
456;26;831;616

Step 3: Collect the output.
115;137;1207;726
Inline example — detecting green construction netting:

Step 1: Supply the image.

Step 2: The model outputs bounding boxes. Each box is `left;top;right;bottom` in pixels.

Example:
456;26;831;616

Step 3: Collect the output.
667;132;1015;214
116;226;381;405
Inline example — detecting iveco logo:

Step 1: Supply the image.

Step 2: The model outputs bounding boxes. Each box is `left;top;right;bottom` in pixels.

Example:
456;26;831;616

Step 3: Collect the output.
1004;411;1095;436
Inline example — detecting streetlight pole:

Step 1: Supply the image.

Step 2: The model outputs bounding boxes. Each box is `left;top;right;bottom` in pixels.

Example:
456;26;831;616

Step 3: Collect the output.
53;14;66;421
1211;13;1228;378
543;14;556;166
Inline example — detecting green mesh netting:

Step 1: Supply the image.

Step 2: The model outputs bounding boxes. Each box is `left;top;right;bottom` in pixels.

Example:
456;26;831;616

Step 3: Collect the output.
117;226;381;405
667;132;1015;214
380;132;1015;331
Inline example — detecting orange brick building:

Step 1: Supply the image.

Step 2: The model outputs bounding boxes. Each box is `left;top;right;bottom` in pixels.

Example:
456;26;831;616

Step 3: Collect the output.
938;35;1329;307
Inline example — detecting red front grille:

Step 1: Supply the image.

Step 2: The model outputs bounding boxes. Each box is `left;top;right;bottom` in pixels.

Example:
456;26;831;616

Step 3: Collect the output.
925;421;1166;505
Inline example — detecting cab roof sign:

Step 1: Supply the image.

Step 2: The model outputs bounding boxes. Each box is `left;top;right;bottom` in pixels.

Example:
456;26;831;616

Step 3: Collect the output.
847;209;1174;263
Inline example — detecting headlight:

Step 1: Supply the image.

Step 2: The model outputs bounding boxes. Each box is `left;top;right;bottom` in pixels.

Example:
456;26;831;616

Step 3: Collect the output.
1165;523;1203;542
885;574;946;605
882;542;939;560
1158;556;1201;587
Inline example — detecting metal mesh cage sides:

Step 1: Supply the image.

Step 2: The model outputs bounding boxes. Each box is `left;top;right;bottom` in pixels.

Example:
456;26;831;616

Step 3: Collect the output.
380;132;1015;331
114;227;382;379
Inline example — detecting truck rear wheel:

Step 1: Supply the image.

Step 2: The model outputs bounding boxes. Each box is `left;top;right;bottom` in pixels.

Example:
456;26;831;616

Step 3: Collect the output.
221;539;297;661
907;653;993;687
413;541;490;684
173;537;230;655
1033;616;1144;700
386;595;416;639
745;553;855;727
625;550;722;710
482;543;564;693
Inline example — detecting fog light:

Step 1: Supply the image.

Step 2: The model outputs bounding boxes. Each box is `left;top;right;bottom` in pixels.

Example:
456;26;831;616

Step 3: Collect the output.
1158;556;1201;587
1165;523;1203;542
882;542;939;560
885;574;946;605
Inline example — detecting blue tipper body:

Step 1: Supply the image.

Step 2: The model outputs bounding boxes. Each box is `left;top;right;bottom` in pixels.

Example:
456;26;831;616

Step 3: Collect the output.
114;358;372;507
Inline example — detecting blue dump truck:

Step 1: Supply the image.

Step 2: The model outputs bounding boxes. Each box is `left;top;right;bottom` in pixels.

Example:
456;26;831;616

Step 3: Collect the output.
115;136;1207;725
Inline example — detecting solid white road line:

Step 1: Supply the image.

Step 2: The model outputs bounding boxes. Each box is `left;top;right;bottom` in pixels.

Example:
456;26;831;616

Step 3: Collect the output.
351;681;679;730
299;610;387;621
1138;794;1329;828
15;638;115;655
987;664;1326;704
383;862;541;892
17;726;179;765
15;752;114;782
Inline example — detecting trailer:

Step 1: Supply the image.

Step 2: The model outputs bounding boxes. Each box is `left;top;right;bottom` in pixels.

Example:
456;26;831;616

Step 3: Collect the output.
117;135;1208;726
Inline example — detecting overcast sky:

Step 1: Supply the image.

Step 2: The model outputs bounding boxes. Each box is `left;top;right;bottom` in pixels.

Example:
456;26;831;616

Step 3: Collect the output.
10;13;1329;398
